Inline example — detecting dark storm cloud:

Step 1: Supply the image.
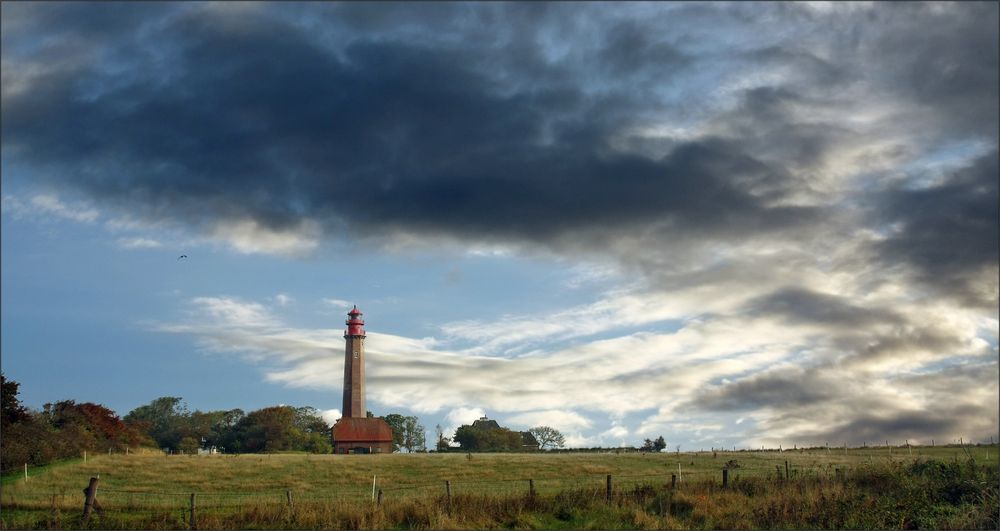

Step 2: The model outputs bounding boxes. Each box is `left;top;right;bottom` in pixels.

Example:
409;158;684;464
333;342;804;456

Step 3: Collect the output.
694;370;837;412
788;410;967;446
866;2;999;139
873;150;999;308
2;2;997;289
692;362;998;446
743;287;902;328
779;400;996;447
1;2;818;248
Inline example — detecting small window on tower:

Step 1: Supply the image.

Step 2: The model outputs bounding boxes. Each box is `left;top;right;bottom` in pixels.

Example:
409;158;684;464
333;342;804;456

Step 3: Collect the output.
353;351;359;358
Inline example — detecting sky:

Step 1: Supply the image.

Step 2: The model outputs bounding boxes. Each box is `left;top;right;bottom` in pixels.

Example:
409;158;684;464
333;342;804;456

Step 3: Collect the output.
2;1;997;450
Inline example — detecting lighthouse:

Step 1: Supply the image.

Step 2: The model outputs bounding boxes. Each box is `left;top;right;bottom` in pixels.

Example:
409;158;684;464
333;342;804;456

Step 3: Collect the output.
342;306;366;418
331;306;393;454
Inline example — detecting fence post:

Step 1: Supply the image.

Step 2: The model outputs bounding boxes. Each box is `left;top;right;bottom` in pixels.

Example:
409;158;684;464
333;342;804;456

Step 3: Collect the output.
81;477;99;522
286;490;293;508
606;474;612;503
190;493;196;530
671;474;676;489
24;463;27;483
785;460;790;480
445;480;452;512
835;468;842;480
529;479;535;498
377;489;383;507
722;468;729;488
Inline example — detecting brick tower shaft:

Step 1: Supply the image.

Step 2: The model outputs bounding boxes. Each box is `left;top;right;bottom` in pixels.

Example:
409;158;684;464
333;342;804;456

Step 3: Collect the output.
342;306;366;418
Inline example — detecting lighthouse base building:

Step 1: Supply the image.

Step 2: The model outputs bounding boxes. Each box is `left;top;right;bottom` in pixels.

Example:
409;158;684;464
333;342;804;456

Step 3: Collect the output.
331;306;394;454
332;418;393;454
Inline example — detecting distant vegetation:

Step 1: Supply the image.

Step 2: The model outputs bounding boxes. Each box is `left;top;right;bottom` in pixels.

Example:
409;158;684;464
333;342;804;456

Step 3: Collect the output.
1;375;336;472
1;374;150;473
1;375;576;474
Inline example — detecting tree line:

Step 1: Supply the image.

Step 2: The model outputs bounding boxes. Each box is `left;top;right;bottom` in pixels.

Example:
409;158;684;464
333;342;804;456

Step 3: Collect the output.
2;375;439;471
2;374;667;473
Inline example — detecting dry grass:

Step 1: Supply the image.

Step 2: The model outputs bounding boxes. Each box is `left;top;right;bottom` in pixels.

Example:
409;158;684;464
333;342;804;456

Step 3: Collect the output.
1;446;996;529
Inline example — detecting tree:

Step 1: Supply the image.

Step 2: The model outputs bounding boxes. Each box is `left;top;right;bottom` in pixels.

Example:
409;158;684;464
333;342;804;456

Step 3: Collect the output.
452;425;479;450
453;425;522;452
382;413;407;452
177;436;200;455
640;438;655;452
294;406;329;434
124;397;189;451
528;426;566;450
435;424;451;452
233;406;300;452
1;373;29;428
42;400;147;450
401;416;426;453
653;436;667;452
293;406;332;453
382;414;426;453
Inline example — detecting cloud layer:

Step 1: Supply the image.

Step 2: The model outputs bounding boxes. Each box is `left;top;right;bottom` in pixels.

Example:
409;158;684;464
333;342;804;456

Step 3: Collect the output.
4;3;997;446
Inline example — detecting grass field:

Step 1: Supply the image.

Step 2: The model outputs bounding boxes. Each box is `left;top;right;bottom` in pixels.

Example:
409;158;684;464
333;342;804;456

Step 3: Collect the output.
1;445;996;529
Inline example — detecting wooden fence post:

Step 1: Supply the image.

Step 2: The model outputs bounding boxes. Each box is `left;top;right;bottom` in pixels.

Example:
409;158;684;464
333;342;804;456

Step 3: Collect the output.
286;490;293;508
81;477;99;522
190;493;196;530
606;474;612;502
722;469;729;488
670;474;676;489
377;489;383;507
445;480;452;512
529;479;535;498
785;460;790;480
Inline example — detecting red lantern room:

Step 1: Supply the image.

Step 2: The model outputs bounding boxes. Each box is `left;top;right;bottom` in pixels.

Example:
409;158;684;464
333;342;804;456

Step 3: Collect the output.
345;306;366;337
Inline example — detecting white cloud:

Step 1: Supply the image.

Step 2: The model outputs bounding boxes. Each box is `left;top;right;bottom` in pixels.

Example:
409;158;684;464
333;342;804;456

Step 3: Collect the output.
320;408;342;426
506;410;593;431
322;298;353;309
31;194;99;223
187;296;279;328
209;218;320;257
600;425;630;447
117;237;163;249
442;407;485;441
274;293;294;307
2;193;99;223
1;194;25;217
154;272;998;448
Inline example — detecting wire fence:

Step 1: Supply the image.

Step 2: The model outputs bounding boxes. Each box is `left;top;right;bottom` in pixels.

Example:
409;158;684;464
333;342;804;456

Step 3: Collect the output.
2;462;871;519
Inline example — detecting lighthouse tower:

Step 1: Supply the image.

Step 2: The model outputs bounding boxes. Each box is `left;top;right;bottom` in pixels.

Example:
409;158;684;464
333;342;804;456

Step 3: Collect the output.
331;306;393;454
342;306;366;418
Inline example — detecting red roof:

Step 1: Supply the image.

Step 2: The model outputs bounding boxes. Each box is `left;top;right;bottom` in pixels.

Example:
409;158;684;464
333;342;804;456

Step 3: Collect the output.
332;417;393;442
348;306;363;316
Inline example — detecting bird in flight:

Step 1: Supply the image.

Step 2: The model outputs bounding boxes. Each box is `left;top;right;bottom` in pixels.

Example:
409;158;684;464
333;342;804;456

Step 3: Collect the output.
177;255;188;260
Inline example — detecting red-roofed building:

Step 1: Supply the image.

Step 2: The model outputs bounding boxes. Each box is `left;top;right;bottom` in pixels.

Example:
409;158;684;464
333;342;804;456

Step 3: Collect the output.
332;417;393;454
331;306;394;454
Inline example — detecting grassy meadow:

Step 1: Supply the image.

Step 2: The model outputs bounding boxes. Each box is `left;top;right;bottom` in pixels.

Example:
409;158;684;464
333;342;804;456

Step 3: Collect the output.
1;445;997;529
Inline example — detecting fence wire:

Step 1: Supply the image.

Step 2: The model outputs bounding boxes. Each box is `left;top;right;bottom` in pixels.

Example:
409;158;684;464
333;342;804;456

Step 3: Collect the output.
0;463;871;518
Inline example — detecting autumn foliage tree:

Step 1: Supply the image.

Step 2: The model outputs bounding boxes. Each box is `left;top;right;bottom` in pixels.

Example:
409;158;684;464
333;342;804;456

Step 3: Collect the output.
1;375;150;472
